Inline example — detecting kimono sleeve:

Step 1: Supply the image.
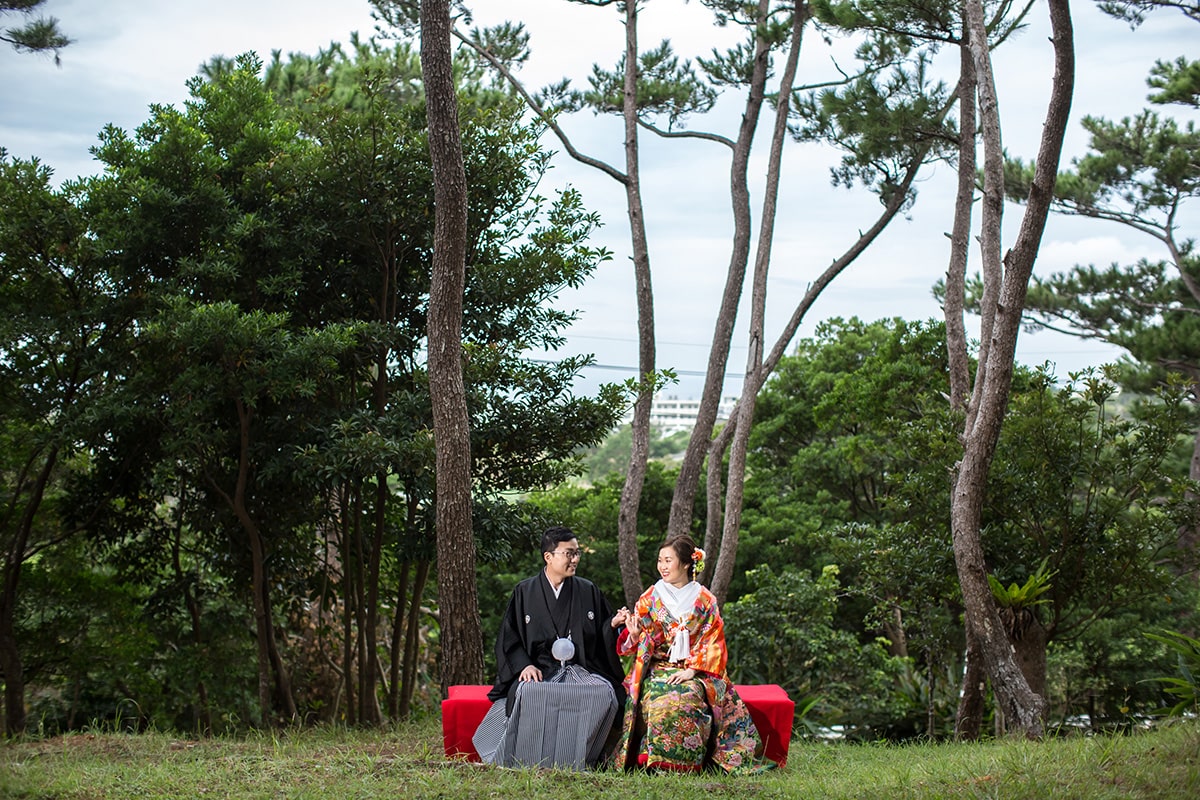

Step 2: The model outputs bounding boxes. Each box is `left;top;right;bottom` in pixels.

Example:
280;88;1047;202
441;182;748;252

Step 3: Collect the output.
487;584;534;702
685;591;729;678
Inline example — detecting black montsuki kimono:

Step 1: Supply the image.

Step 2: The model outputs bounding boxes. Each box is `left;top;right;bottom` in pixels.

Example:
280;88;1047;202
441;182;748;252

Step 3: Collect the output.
487;571;626;709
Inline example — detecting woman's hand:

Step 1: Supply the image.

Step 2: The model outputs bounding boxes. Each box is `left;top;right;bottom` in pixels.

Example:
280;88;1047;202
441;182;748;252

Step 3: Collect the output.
625;613;640;637
666;668;696;685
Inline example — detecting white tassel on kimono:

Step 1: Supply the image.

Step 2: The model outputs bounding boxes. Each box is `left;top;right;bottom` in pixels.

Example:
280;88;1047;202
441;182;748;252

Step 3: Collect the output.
668;626;690;663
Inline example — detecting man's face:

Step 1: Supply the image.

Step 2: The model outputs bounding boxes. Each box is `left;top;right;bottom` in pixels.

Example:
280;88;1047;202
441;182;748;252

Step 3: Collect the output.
544;538;582;583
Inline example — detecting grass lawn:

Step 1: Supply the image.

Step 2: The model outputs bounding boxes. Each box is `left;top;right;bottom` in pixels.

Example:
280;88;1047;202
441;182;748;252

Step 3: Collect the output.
1;716;1197;799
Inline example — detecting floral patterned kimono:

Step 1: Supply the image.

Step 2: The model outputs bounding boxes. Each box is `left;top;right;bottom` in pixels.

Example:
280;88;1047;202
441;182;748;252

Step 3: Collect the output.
611;579;766;772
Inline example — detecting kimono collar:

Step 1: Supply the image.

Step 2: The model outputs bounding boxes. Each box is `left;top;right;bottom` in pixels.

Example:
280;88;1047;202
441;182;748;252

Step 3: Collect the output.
543;569;570;598
652;579;700;621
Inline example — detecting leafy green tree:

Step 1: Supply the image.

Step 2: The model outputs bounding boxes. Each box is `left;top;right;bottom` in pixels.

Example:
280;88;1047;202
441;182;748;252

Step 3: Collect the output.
1047;590;1198;730
57;40;619;728
724;564;905;740
1001;32;1200;553
981;369;1199;707
74;58;362;726
5;14;622;729
745;317;964;735
0;152;126;735
275;40;621;717
747;318;1200;736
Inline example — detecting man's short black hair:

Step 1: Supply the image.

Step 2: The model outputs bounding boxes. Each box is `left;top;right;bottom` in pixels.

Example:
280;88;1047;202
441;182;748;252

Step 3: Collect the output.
541;525;577;554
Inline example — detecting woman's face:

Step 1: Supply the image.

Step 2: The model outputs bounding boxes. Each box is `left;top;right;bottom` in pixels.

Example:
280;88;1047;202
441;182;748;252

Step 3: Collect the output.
657;546;690;587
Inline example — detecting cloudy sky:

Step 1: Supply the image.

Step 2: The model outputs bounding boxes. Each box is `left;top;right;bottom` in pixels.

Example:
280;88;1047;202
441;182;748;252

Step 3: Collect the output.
4;1;1197;398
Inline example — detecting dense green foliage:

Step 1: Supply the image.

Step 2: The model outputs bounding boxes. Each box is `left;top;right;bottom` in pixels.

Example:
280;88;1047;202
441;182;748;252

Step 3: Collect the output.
0;37;621;734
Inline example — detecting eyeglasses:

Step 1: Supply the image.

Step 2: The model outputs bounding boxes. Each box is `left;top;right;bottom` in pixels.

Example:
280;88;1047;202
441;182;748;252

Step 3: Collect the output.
551;549;583;560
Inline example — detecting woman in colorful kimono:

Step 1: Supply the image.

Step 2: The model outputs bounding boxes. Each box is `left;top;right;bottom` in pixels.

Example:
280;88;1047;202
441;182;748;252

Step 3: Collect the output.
610;534;767;772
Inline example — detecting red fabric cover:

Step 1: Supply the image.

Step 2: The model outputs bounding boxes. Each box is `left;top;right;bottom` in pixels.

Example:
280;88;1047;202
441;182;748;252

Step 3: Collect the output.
442;683;794;767
441;684;495;761
735;683;795;767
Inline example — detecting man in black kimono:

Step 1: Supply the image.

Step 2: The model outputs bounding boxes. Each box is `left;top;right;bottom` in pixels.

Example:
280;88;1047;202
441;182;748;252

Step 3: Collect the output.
473;526;627;768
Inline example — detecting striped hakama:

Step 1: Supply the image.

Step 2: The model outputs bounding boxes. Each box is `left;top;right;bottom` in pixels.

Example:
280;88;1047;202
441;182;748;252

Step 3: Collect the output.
473;664;618;769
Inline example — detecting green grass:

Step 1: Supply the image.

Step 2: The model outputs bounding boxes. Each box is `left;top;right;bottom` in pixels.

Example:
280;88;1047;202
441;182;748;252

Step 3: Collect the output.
1;717;1197;799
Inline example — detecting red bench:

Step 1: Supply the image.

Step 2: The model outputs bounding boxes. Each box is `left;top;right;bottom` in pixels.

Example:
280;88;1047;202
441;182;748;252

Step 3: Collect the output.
442;683;794;767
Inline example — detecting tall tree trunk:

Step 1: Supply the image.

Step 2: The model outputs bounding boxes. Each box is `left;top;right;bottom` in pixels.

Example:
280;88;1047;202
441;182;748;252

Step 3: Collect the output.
263;576;298;721
387;560;411;719
223;402;275;726
950;0;1075;739
353;488;370;719
700;422;730;587
666;0;777;544
242;501;275;726
944;9;977;415
615;0;656;607
956;618;987;740
171;514;212;735
363;212;396;724
945;7;985;736
711;5;807;602
359;470;386;725
389;492;422;718
221;400;298;726
422;0;483;691
400;559;431;717
340;483;361;725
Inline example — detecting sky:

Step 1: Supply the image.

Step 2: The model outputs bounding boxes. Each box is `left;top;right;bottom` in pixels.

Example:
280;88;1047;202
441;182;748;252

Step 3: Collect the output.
4;0;1198;399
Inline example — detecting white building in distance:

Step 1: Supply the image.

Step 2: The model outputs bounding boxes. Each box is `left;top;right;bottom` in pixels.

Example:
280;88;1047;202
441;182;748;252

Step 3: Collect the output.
619;394;740;436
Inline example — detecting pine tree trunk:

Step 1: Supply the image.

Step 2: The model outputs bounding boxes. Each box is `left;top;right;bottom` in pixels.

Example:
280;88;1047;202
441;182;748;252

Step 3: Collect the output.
359;471;386;726
945;10;976;413
955;620;987;741
422;0;483;692
666;0;774;544
711;6;806;603
950;0;1075;739
401;560;431;717
615;0;656;608
387;561;411;719
945;0;1080;738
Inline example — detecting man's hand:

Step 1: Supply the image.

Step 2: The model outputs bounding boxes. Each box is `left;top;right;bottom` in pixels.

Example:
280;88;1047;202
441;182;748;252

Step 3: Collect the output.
518;665;543;682
665;668;696;685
